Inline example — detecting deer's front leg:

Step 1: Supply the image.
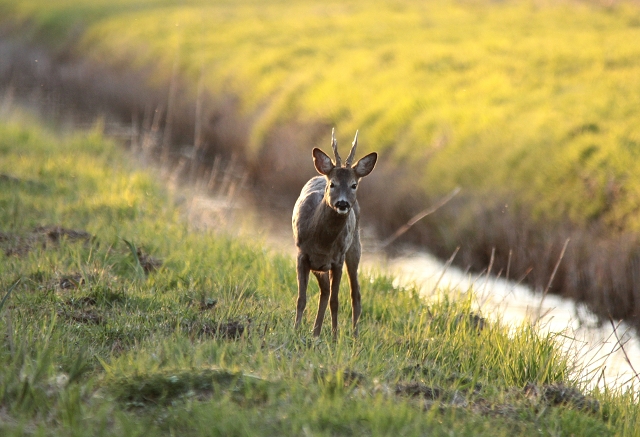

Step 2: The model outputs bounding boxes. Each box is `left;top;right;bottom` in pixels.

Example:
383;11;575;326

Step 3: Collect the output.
313;271;330;336
295;254;311;329
346;263;361;337
346;241;362;337
329;264;343;337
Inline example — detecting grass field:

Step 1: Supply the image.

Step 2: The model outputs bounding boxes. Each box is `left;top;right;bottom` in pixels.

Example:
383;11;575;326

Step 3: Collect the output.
1;114;639;435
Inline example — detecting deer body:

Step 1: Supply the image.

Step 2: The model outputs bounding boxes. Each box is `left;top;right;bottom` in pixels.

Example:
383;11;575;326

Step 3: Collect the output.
292;129;377;337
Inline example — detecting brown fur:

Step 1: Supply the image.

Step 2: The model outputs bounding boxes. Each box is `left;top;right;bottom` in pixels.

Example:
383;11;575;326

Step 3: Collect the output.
292;130;377;337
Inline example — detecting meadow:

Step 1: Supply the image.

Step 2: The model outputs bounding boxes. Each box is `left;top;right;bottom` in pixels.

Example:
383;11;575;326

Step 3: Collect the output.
3;0;640;328
1;112;640;435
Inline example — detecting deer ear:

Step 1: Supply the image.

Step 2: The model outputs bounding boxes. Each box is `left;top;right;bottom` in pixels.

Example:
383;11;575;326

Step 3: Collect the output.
313;148;334;175
353;152;377;178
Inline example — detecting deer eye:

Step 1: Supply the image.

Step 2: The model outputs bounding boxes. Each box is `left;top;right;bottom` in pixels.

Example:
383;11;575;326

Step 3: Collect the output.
351;183;357;189
329;182;335;189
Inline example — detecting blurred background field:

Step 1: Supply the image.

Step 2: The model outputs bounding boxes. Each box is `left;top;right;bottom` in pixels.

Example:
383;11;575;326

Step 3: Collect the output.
2;0;640;326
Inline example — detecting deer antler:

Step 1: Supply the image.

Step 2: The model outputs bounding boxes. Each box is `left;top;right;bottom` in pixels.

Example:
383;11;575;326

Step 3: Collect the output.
331;128;342;167
345;130;358;168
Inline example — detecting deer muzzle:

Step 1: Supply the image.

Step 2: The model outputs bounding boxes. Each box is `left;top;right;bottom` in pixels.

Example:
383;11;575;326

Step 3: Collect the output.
334;200;350;215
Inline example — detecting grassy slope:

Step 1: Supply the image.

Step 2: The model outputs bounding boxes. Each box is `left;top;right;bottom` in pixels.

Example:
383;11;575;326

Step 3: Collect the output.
3;0;640;233
1;116;638;435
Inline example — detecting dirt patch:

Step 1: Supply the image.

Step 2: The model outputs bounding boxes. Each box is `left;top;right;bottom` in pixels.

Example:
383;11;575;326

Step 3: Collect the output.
34;225;92;243
395;382;444;400
0;173;48;190
58;273;85;290
465;397;520;418
524;383;600;413
393;380;600;419
58;308;105;325
0;173;21;184
0;231;37;257
66;296;98;307
0;225;92;257
135;247;162;274
59;292;105;325
312;367;366;387
197;297;218;311
182;319;248;340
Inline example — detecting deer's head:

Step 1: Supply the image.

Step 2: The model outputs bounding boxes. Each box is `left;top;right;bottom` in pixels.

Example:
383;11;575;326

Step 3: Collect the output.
312;129;377;216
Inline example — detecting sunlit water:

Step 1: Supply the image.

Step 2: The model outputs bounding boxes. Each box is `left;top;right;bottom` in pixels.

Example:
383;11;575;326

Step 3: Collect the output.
185;188;640;391
377;250;640;390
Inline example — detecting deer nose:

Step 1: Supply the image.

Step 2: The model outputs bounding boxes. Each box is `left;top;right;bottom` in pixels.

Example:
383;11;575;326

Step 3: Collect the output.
335;200;350;214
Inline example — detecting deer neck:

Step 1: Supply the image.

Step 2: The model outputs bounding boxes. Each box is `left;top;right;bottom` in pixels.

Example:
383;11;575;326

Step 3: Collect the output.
313;200;350;240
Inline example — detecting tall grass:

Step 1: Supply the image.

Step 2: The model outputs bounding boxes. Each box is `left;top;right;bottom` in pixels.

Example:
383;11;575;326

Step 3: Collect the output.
0;114;637;435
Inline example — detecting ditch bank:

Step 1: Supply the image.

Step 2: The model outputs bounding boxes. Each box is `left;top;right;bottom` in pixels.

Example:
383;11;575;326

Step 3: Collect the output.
1;30;638;332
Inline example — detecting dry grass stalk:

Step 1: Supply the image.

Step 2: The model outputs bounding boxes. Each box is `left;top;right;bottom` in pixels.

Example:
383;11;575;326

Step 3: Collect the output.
431;246;460;296
533;238;570;326
608;315;640;385
380;187;460;248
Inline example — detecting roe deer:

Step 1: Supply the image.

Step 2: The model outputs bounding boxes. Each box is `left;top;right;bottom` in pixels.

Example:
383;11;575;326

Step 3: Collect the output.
292;129;377;337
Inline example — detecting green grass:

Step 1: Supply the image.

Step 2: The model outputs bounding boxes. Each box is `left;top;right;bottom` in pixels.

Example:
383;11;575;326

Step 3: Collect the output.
3;0;640;234
0;115;638;434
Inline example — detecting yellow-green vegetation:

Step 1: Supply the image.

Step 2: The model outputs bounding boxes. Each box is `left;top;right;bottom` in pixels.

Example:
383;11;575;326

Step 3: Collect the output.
3;0;640;232
1;117;638;435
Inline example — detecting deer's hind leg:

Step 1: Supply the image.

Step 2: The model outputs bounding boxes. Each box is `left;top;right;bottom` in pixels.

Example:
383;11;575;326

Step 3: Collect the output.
295;254;311;329
312;271;330;336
